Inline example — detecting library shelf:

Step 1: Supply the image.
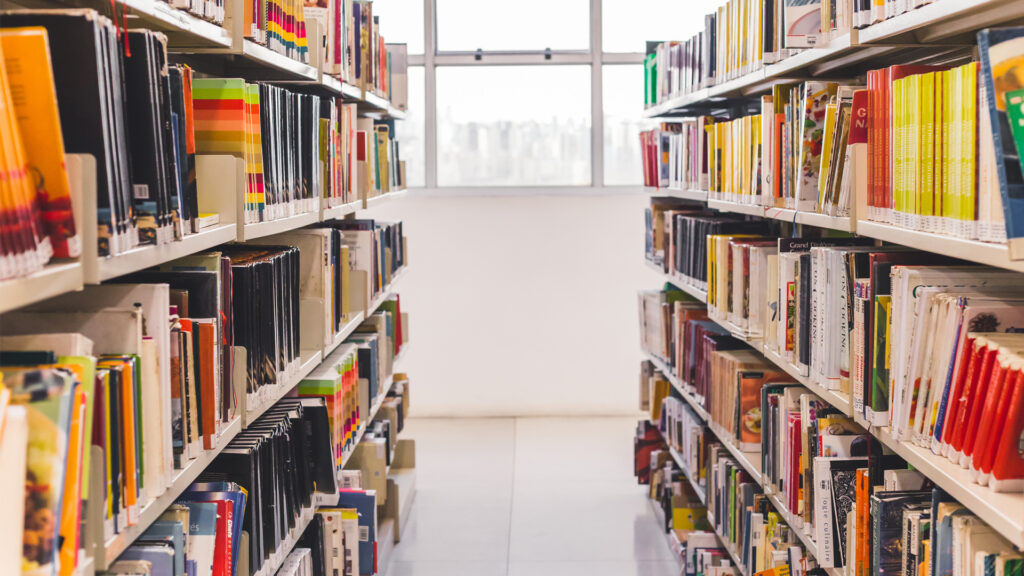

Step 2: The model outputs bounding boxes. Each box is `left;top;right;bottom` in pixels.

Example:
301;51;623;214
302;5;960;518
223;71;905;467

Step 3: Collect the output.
367;266;408;314
759;345;854;417
251;504;318;576
361;90;391;111
644;186;709;202
320;74;365;100
794;210;855;232
708;198;856;233
324;311;366;358
871;426;1024;548
387;106;408;120
239;40;319;81
856;0;1024;44
91;223;237;283
244;347;324;425
760;489;845;576
364;188;409;209
99;416;243;570
321;199;363;221
666;439;707;505
239;210;320;241
339;363;404;470
117;0;232;48
707;199;767;218
855;220;1024;273
389;464;417;539
647;498;687;570
645;352;763;486
0;261;84;315
644;260;708;303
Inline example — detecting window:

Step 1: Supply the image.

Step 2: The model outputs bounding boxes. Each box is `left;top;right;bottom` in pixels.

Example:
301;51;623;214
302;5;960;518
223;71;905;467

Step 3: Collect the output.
436;65;591;186
603;64;647;186
367;0;425;54
396;66;426;187
601;0;723;53
436;0;590;52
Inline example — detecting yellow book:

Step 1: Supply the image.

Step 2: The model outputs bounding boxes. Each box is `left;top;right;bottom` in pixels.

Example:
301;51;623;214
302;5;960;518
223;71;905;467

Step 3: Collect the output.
818;98;838;208
941;68;953;225
893;77;905;218
951;65;963;228
934;70;945;226
0;28;77;259
920;72;935;226
961;62;978;233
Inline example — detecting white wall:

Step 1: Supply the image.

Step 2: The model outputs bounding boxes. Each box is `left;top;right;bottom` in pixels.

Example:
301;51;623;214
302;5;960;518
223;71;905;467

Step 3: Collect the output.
367;191;661;417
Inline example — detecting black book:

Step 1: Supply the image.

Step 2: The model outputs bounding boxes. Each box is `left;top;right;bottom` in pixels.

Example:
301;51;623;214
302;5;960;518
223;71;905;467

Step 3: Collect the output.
0;9;133;254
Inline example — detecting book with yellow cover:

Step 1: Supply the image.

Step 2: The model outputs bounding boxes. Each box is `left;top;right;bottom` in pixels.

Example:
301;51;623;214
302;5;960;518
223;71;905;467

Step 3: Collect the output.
0;28;78;259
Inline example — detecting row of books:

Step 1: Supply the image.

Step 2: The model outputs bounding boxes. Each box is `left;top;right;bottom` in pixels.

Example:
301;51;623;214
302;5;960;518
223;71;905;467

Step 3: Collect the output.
0;13;406;280
647;203;1024;494
643;27;1024;252
637;354;1024;576
643;0;937;108
105;378;413;576
306;0;406;102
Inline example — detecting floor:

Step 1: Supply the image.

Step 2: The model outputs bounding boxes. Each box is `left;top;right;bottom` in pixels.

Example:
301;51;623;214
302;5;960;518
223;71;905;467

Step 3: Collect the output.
384;416;680;576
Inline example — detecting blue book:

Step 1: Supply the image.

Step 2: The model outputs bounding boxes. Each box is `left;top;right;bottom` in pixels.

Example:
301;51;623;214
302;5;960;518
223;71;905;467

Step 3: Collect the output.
335;490;377;576
183;482;248;576
141;521;185;576
180;501;218;576
120;543;176;576
978;27;1024;258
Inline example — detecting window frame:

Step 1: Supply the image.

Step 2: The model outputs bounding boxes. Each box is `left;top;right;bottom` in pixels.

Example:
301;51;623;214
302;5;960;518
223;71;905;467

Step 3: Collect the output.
416;0;646;190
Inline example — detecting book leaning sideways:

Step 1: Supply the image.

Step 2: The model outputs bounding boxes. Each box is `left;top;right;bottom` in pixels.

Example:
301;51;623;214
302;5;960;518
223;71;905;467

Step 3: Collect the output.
978;27;1024;259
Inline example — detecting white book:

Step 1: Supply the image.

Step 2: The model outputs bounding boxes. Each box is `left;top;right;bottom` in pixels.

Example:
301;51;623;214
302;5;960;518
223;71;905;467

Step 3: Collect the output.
0;406;28;576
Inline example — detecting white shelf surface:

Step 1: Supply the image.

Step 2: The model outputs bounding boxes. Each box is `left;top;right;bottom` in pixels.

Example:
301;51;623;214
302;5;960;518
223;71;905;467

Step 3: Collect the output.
324;311;366;357
644;260;708;303
101;417;242;569
873;427;1024;548
252;504;318;576
0;261;84;315
94;223;236;283
120;0;232;48
322;199;362;221
245;348;324;425
240;211;320;241
363;189;409;210
320;75;364;100
855;220;1024;273
760;345;853;416
645;186;709;203
240;40;318;80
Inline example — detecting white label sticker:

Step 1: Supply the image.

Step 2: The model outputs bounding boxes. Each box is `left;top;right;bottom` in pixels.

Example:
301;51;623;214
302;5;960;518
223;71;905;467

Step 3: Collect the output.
133;184;150;200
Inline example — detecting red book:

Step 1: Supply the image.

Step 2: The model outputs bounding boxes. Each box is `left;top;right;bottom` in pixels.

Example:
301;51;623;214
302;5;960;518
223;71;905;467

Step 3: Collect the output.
211;500;232;576
197;320;217;450
954;343;1000;463
991;369;1024;491
965;345;1008;469
867;69;879;212
940;334;981;454
975;363;1021;482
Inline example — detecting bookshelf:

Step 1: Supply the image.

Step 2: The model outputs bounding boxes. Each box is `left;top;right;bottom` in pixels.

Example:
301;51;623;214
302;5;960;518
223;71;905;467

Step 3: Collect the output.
0;262;84;315
640;2;1024;546
96;416;243;570
643;0;1024;118
92;223;237;283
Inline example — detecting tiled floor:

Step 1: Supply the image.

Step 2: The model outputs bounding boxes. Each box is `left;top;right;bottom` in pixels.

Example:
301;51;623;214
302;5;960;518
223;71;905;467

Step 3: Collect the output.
384;417;680;576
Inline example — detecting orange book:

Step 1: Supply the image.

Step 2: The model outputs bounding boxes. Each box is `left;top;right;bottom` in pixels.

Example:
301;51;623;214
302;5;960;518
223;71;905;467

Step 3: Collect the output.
197;321;217;450
0;28;78;258
100;358;138;524
58;386;86;576
855;468;870;576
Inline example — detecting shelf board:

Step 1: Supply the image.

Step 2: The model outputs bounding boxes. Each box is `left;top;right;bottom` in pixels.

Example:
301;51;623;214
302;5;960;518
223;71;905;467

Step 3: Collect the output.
93;223;236;283
360;90;390;111
377;518;397;573
322;199;362;221
324;311;366;358
644;260;708;303
245;348;324;425
239;40;318;81
644;186;709;202
240;211;320;241
363;189;409;209
855;220;1024;273
120;0;232;48
873;427;1024;548
0;261;84;315
667;441;707;505
252;504;318;576
856;0;1024;44
708;198;772;218
101;417;242;570
387;106;407;120
320;75;364;99
760;345;854;416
